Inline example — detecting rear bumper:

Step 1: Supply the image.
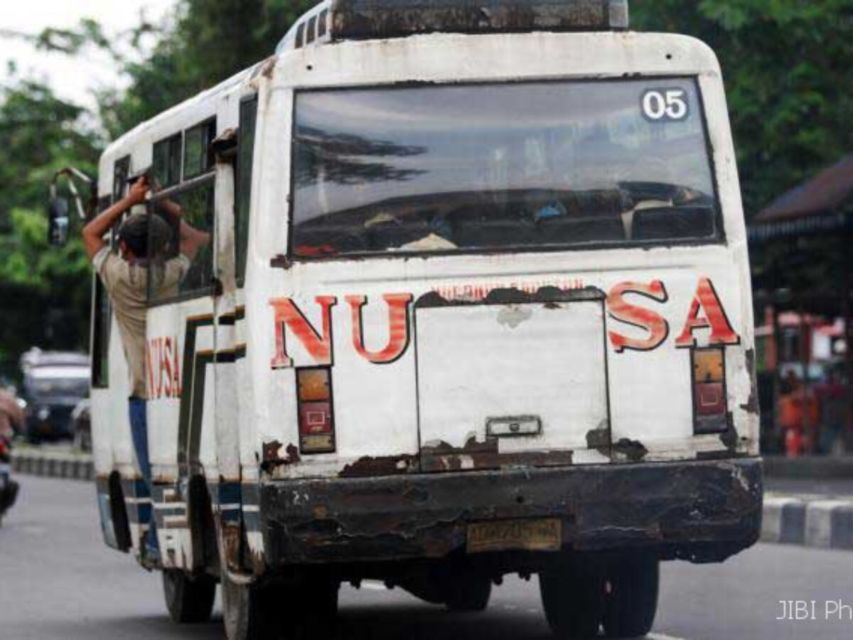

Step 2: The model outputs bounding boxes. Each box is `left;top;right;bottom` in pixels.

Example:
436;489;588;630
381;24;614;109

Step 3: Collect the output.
259;458;762;567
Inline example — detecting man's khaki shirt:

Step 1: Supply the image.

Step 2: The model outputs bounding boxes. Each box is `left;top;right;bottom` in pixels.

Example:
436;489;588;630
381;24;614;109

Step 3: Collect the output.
93;247;190;399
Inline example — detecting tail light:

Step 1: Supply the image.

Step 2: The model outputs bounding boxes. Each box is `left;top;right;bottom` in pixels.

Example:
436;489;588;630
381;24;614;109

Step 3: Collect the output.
692;347;727;433
296;367;336;454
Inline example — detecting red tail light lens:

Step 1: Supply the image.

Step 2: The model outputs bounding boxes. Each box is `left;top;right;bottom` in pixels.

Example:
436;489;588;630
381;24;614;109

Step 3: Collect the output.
692;347;727;433
296;367;336;453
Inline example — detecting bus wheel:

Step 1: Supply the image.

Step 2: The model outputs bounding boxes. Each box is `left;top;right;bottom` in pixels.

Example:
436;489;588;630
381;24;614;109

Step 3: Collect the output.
601;555;659;638
539;557;605;639
221;575;271;640
162;570;216;623
444;575;492;612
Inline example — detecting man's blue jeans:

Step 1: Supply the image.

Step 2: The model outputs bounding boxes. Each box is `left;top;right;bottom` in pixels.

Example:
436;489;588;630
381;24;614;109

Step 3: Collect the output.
128;398;151;483
128;397;158;554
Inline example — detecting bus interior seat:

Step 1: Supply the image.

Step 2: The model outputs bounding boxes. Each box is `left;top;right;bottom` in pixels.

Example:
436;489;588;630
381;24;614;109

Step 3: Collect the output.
632;206;715;241
537;215;626;244
367;219;436;251
295;224;370;255
452;218;540;248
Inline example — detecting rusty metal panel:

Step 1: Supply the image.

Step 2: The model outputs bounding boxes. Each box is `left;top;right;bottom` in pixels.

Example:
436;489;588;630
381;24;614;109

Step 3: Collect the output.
329;0;628;40
259;458;762;565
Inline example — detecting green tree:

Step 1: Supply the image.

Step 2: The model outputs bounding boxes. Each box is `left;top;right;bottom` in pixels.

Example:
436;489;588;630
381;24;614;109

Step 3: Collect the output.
95;0;315;137
0;76;100;363
633;0;853;216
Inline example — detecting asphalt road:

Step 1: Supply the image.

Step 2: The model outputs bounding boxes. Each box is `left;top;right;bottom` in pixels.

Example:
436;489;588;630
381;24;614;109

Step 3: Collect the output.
2;475;853;640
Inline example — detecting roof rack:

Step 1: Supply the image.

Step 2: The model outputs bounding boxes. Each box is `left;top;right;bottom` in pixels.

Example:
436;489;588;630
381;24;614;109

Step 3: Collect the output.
331;0;629;39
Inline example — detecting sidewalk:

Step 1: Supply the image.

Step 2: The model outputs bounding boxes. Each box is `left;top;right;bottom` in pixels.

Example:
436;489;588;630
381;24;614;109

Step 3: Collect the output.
10;446;93;481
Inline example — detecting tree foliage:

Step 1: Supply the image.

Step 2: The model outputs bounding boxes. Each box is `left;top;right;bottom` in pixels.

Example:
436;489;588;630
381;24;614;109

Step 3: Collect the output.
633;0;853;217
0;77;100;361
95;0;316;138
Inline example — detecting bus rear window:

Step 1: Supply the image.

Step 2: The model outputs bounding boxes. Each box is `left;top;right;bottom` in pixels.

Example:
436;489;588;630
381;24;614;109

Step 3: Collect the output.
291;79;719;258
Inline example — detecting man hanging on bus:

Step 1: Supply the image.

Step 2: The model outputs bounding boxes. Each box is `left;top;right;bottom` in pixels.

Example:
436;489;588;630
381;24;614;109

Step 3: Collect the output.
81;173;210;561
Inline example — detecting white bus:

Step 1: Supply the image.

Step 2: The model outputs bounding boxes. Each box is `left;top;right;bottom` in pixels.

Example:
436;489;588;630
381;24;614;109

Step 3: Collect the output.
83;1;762;637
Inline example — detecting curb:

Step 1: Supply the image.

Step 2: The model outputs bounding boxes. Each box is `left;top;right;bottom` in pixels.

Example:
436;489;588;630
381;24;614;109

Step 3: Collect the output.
10;449;94;481
762;494;853;551
763;456;853;479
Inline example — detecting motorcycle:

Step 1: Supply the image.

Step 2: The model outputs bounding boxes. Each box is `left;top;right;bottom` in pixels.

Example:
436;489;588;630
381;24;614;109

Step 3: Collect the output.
0;388;22;525
0;433;19;525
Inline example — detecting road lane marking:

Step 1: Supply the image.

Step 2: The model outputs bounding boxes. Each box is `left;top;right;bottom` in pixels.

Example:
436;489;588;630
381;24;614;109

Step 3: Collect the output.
648;634;688;640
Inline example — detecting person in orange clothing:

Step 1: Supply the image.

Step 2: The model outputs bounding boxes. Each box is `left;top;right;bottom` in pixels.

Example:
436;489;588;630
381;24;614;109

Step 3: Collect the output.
779;370;819;456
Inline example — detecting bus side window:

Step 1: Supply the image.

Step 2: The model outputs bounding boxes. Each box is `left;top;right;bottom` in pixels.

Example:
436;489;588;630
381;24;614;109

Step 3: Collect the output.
152;133;182;188
148;180;215;302
183;119;216;179
113;157;129;200
111;155;130;248
236;95;258;284
148;122;216;303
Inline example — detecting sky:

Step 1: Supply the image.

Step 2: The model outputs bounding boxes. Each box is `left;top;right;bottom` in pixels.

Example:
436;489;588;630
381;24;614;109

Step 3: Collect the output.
0;0;177;107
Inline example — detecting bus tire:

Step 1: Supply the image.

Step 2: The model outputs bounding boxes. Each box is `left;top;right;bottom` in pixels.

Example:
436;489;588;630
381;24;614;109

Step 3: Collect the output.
601;555;659;638
444;575;492;612
162;570;216;624
221;575;270;640
539;557;605;639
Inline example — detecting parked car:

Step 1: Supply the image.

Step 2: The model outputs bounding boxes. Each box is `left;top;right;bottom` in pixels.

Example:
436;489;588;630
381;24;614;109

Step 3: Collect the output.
20;349;90;444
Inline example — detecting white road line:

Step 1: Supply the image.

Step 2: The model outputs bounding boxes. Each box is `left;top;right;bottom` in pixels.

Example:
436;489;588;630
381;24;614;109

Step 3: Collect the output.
360;580;389;591
647;633;689;640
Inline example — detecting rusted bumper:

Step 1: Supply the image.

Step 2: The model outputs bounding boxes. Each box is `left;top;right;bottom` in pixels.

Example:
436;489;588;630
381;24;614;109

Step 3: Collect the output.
260;458;762;567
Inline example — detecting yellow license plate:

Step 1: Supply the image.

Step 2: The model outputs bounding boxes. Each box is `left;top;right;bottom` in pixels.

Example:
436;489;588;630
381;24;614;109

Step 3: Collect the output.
467;518;562;553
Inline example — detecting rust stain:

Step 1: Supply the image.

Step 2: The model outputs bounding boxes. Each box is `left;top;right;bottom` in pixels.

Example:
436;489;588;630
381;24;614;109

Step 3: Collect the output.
285;443;301;464
339;454;417;478
585;426;610;457
260;56;276;79
222;521;242;573
421;436;572;471
740;348;760;415
262;441;300;470
247;543;266;575
270;253;293;269
331;0;612;40
262;440;282;462
417;285;603;309
719;417;739;452
612;438;648;462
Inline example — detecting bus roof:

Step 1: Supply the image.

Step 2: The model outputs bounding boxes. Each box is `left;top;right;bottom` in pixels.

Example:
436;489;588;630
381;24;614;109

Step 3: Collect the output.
277;0;629;53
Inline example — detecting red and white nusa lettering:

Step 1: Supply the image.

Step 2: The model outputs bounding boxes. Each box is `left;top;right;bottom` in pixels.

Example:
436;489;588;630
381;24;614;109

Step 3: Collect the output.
607;276;740;352
270;294;413;367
